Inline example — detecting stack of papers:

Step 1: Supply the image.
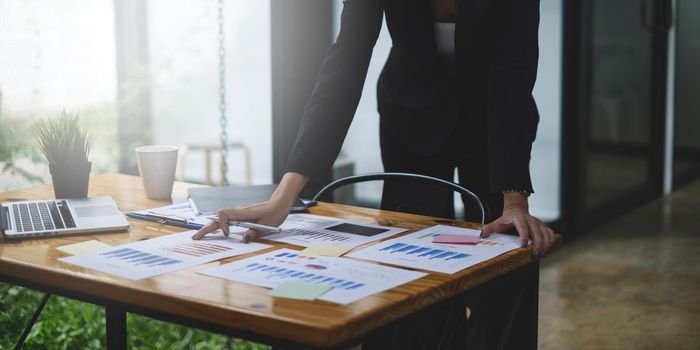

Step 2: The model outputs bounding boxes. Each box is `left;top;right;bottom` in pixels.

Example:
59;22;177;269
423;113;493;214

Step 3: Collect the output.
57;214;523;304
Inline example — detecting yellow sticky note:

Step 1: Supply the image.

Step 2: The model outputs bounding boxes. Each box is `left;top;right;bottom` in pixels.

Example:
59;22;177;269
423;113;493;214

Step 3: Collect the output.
299;244;352;257
57;240;112;256
268;280;333;300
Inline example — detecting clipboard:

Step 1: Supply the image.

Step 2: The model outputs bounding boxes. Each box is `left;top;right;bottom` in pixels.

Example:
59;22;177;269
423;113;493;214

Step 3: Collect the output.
126;212;204;230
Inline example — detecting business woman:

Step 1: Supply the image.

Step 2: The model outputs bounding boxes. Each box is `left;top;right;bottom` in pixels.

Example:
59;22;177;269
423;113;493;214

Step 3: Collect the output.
195;0;554;348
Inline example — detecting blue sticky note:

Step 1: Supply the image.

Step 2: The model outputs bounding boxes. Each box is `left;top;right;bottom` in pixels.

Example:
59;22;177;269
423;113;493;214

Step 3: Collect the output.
267;281;333;301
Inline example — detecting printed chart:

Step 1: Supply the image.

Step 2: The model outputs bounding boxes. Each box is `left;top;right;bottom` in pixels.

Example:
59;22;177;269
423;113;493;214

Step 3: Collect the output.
347;225;521;274
263;214;406;249
60;231;271;280
199;248;426;304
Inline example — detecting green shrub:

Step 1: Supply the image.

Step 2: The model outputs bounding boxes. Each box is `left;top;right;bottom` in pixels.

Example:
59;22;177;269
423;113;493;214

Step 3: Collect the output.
0;283;269;350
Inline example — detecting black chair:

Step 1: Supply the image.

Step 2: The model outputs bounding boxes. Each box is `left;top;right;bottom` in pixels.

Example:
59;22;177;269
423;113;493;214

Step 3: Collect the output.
312;172;488;224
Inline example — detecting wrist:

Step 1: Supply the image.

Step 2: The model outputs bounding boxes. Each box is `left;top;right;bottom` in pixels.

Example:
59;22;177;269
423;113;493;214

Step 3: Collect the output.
271;172;308;205
503;191;529;210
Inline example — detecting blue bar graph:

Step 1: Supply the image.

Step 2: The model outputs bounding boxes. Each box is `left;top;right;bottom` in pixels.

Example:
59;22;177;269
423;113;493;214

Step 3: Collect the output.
379;243;471;262
100;248;180;267
447;253;470;261
407;247;431;255
396;245;419;253
243;263;361;290
417;249;444;258
380;243;406;251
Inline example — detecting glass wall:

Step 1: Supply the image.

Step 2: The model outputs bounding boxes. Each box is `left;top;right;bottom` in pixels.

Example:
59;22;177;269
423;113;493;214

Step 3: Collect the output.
583;0;655;208
530;0;563;222
148;0;272;186
673;0;700;183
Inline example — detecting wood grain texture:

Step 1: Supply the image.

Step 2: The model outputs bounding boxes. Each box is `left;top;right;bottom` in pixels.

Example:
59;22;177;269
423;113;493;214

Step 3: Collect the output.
0;173;561;348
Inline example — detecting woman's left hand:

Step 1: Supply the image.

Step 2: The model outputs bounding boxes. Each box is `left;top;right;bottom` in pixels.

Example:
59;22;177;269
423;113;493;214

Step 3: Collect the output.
480;193;556;256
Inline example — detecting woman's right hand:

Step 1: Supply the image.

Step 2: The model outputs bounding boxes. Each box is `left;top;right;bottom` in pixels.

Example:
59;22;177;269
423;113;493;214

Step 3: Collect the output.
191;172;309;243
191;197;293;242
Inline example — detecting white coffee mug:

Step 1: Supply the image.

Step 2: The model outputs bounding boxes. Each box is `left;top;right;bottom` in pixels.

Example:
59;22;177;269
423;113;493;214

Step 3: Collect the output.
135;145;179;200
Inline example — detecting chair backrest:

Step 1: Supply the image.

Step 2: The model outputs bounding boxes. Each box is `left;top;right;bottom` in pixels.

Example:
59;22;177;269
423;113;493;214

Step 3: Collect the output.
312;172;487;224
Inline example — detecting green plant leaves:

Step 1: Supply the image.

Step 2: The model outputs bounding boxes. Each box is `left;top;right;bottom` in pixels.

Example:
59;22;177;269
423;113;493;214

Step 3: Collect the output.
35;111;94;166
0;283;270;349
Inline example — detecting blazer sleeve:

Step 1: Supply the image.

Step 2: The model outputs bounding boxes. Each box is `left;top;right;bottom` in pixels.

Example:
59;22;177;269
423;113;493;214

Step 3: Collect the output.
284;0;383;186
486;0;540;194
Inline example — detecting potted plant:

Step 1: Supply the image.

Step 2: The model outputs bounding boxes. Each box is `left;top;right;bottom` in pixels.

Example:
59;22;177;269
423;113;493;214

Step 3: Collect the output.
36;111;94;199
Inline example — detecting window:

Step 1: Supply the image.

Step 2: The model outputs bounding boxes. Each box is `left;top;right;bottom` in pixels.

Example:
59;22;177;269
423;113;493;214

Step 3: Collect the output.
0;0;272;191
148;0;272;185
0;0;118;191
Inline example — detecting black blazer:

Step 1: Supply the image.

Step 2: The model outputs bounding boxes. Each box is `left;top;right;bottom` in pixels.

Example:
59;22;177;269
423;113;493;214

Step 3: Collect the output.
285;0;540;194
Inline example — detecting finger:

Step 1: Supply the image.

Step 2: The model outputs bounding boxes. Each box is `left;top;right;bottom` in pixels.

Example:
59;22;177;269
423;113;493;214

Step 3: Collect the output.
218;209;230;236
528;219;545;255
543;225;556;253
536;222;551;255
480;219;512;238
192;221;219;240
512;217;530;248
242;229;259;243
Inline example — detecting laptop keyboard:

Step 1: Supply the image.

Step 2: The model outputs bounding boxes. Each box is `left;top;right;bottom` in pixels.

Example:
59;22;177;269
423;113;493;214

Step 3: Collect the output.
48;201;65;229
11;200;75;232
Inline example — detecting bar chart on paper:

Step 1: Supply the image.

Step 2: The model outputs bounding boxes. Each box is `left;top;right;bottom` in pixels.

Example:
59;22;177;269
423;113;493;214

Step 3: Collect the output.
263;214;407;248
281;228;354;243
100;248;182;267
200;248;426;304
347;225;521;274
379;243;472;262
60;231;271;280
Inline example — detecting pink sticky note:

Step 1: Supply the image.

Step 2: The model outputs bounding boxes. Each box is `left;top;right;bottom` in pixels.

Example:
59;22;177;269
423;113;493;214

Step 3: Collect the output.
432;234;482;245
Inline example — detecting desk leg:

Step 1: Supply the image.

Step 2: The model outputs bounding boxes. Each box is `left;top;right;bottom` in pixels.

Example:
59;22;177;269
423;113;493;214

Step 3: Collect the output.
106;306;127;350
508;261;540;350
464;261;540;350
14;293;51;350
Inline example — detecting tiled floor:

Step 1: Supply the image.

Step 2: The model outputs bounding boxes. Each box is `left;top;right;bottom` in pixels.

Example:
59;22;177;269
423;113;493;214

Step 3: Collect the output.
539;179;700;349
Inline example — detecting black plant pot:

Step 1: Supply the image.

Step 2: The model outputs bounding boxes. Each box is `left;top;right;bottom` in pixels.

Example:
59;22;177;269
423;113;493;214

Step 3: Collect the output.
49;161;92;199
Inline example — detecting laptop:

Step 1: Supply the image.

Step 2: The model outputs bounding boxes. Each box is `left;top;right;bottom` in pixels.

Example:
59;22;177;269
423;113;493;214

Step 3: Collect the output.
1;196;129;239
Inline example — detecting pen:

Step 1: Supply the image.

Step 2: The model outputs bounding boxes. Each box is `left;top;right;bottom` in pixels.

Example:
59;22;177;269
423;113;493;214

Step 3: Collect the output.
145;213;189;224
206;216;283;233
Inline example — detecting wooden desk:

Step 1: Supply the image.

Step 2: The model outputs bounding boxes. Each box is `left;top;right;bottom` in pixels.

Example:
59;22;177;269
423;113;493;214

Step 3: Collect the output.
0;173;561;349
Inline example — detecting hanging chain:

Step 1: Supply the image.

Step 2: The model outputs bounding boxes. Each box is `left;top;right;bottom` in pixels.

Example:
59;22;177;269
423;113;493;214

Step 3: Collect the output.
217;0;229;186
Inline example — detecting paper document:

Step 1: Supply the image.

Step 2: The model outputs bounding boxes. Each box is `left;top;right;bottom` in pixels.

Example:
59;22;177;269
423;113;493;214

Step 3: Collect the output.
60;231;271;280
200;248;427;304
346;225;521;274
263;214;406;249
